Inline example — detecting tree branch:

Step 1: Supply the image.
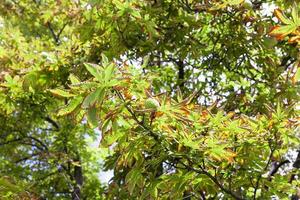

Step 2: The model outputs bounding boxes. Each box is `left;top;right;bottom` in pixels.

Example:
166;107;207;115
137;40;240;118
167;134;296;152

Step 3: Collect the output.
114;89;159;141
46;21;68;45
179;160;244;200
44;116;60;131
253;144;275;199
46;22;59;44
268;160;290;179
15;152;42;163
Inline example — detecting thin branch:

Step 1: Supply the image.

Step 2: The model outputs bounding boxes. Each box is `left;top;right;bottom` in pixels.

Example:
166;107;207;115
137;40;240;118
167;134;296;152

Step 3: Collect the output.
253;144;275;200
179;160;244;200
114;89;159;141
44;116;60;131
268;160;290;179
46;22;59;44
0;138;24;146
15;152;42;163
57;22;68;40
46;21;68;45
27;136;49;151
183;193;193;200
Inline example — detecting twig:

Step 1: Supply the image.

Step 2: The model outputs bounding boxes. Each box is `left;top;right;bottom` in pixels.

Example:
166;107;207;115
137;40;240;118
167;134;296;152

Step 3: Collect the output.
15;152;42;163
44;116;60;131
253;145;275;200
46;22;68;45
46;22;59;44
179;160;244;200
114;89;159;140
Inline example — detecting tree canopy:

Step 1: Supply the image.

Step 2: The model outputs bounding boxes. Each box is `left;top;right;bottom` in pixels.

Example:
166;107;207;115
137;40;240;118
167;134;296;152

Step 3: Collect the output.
0;0;300;199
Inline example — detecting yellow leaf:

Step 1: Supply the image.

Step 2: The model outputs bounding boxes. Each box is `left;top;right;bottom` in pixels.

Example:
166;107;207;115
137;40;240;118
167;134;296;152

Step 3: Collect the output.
292;66;300;84
274;9;293;24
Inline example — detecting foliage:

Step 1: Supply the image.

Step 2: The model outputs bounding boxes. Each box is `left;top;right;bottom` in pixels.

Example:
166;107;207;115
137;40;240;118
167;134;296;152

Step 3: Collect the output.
0;0;300;199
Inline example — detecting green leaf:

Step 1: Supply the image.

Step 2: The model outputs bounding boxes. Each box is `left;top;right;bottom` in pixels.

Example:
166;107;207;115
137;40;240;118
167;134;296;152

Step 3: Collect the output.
4;74;13;83
70;81;99;90
22;72;38;90
113;0;126;10
104;63;115;83
84;63;102;80
205;140;228;161
262;37;277;49
269;25;297;37
82;87;104;108
293;67;300;83
150;185;158;199
292;5;300;25
49;89;75;98
125;168;144;194
69;74;81;84
227;0;243;6
142;55;150;68
181;138;200;150
274;9;293;25
101;54;109;66
87;106;99;128
0;178;22;193
57;96;83;116
100;130;123;148
131;9;142;19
